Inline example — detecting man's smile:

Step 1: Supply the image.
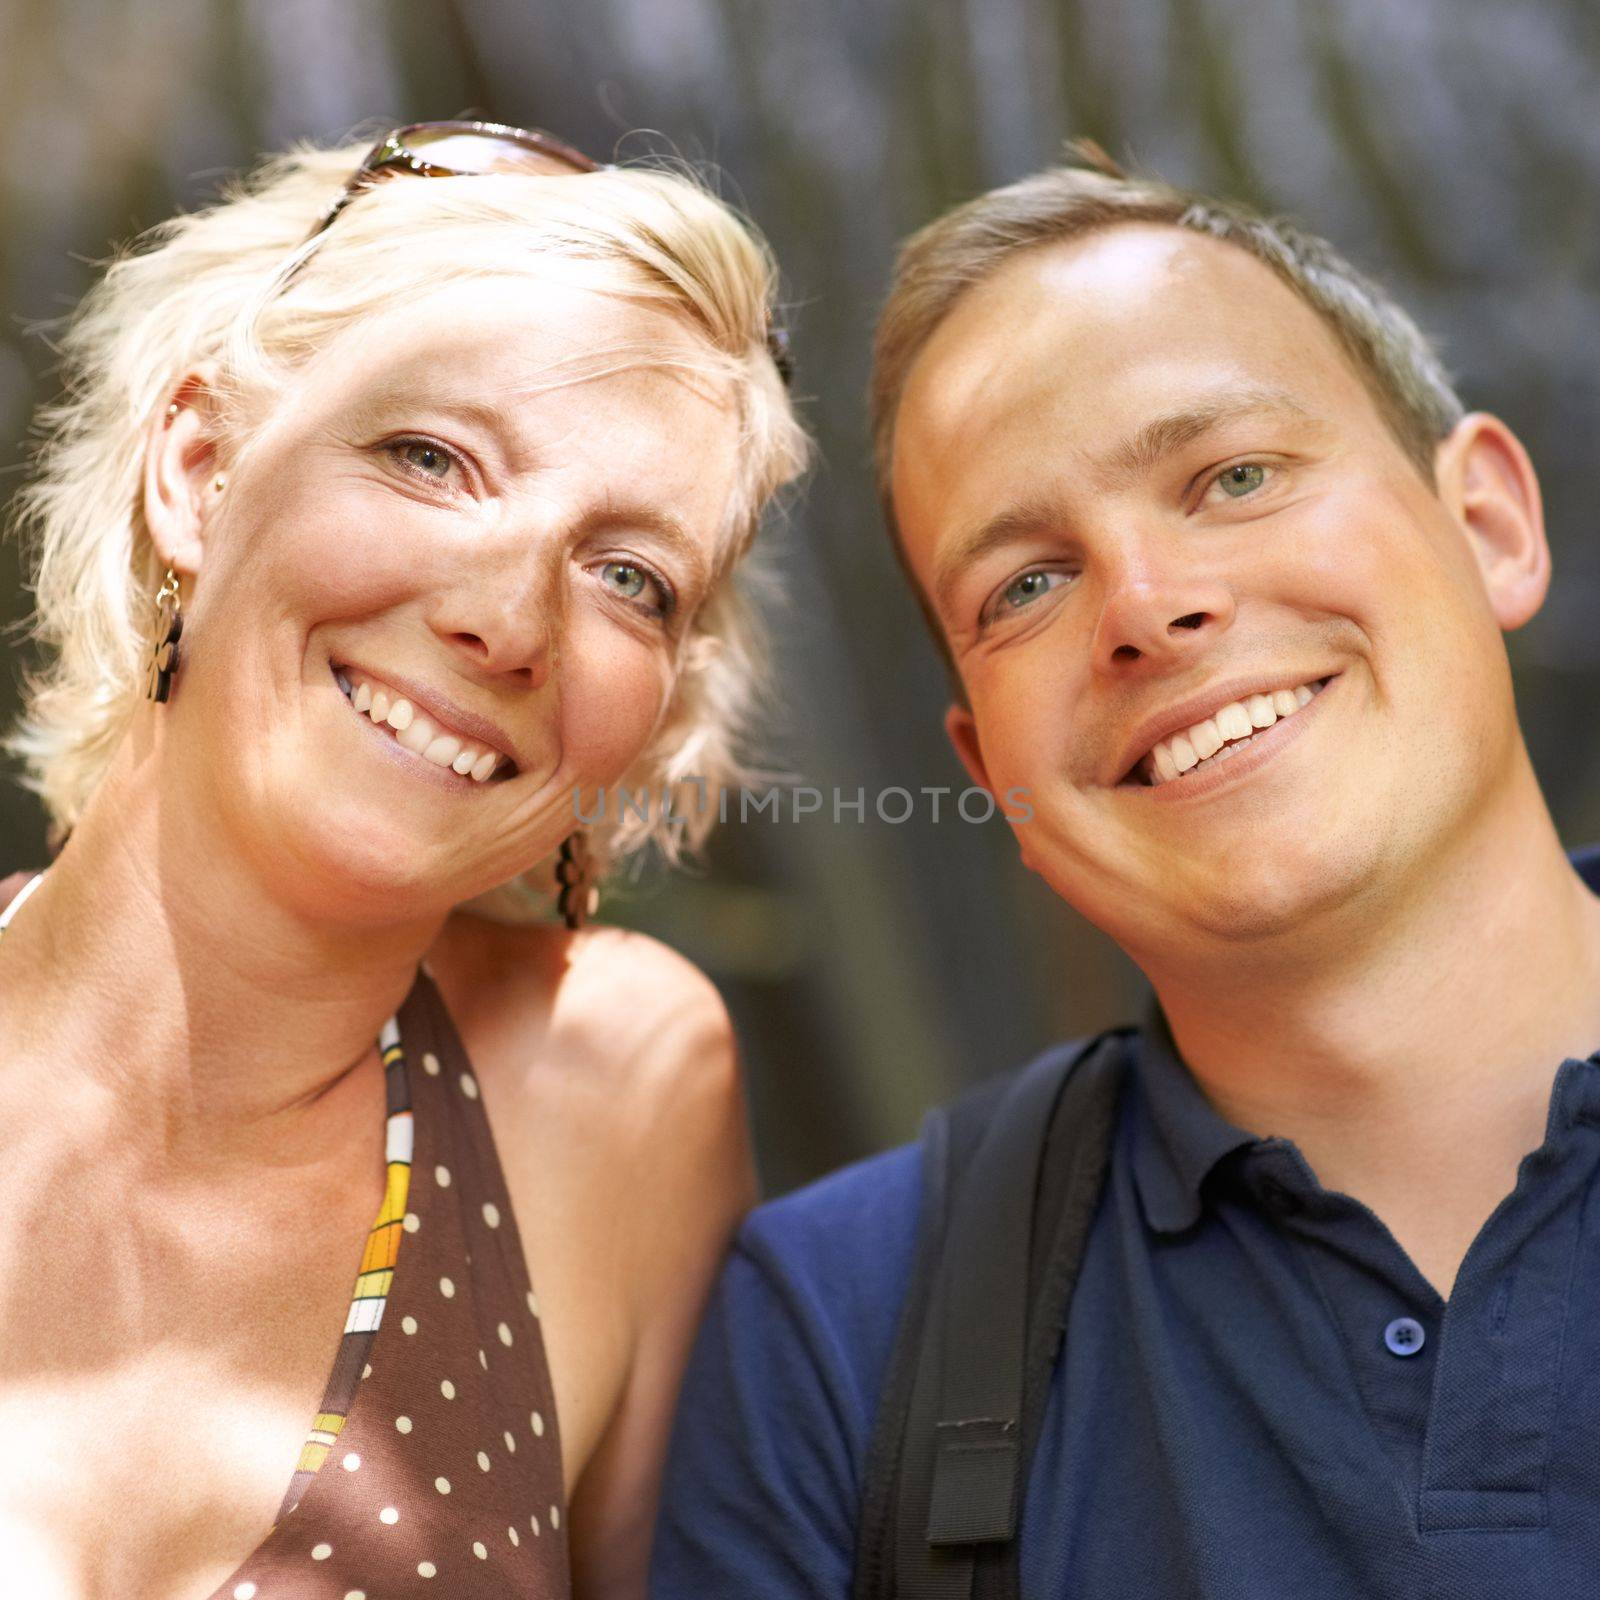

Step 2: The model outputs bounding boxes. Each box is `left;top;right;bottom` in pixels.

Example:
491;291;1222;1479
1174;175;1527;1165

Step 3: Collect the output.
1113;673;1338;796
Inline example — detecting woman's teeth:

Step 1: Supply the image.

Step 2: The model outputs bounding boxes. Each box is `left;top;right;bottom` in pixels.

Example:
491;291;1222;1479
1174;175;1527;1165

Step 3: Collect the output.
1142;679;1324;786
337;670;505;783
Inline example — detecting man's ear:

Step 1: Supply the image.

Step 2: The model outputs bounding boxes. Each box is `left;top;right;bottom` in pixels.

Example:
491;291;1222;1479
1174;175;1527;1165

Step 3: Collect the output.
1433;412;1549;631
143;366;226;579
944;701;993;795
946;701;1042;873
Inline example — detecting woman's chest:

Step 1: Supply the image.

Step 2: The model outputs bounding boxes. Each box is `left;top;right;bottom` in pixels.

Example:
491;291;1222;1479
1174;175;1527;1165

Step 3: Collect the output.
0;1183;374;1600
0;1354;331;1599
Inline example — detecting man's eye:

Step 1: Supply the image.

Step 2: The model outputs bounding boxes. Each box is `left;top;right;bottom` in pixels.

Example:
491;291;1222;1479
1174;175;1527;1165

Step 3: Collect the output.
997;569;1066;613
1215;462;1267;499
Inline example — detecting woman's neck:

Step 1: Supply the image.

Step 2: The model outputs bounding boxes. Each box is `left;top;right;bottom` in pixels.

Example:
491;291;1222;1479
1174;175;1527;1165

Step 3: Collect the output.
0;742;445;1164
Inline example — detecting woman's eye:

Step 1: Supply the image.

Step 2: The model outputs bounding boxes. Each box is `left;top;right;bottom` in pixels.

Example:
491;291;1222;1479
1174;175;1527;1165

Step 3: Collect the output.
598;559;673;616
389;439;458;483
1215;462;1267;499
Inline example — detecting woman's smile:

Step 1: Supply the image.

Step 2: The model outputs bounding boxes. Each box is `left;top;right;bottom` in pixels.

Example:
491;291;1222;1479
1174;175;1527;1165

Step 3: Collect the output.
331;663;514;784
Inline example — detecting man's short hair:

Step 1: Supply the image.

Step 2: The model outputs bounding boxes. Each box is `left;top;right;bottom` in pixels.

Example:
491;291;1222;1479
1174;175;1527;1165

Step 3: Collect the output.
870;142;1466;682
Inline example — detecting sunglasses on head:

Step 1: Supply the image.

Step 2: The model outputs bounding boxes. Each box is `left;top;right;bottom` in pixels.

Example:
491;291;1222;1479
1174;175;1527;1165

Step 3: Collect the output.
299;119;793;386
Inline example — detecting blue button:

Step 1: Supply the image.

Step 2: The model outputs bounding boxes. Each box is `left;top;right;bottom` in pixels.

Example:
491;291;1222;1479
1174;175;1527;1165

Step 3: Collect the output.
1384;1317;1425;1356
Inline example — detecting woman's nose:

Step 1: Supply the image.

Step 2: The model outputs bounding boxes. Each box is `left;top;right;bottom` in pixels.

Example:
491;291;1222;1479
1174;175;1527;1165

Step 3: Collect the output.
429;566;561;690
444;625;555;689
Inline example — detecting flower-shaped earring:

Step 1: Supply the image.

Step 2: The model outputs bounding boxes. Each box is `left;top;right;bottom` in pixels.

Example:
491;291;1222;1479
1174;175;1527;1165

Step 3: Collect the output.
144;567;184;703
555;831;599;930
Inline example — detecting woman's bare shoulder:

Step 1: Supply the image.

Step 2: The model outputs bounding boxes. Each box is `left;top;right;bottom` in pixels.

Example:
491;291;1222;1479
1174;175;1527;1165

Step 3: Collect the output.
427;911;754;1361
427;910;741;1135
427;912;755;1546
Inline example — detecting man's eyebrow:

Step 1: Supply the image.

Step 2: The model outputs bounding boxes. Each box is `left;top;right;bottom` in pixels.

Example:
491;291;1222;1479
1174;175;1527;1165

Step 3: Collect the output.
1099;385;1314;488
929;386;1317;618
932;499;1068;620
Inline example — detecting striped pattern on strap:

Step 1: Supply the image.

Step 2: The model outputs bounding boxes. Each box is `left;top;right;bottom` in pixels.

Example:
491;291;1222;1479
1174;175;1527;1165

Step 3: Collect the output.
275;1014;413;1520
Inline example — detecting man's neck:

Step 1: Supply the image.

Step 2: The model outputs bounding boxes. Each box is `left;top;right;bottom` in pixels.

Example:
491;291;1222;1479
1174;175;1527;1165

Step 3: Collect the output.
1148;756;1600;1293
0;743;447;1171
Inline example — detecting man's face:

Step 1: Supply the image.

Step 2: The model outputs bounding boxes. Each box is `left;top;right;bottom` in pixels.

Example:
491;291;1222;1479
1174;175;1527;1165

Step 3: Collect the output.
892;223;1534;966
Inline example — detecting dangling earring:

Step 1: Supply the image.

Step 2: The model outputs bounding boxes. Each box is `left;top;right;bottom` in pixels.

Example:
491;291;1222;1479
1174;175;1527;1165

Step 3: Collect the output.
555;831;599;931
144;567;184;703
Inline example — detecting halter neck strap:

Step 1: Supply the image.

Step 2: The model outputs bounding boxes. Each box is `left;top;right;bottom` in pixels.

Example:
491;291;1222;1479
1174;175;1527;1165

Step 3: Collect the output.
0;872;45;935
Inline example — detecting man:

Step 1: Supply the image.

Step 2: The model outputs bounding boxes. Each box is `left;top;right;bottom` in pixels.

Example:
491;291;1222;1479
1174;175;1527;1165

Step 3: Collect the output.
650;146;1600;1596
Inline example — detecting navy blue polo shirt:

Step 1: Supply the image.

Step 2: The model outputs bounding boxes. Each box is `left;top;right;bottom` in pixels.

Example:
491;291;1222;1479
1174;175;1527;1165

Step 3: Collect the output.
651;849;1600;1598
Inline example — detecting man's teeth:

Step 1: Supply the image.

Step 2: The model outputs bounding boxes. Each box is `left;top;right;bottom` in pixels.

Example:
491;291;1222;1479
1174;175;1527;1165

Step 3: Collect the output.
1145;682;1318;786
340;671;504;782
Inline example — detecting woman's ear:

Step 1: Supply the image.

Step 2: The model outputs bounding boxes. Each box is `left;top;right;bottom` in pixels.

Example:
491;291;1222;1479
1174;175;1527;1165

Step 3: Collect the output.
1433;411;1549;631
142;366;226;578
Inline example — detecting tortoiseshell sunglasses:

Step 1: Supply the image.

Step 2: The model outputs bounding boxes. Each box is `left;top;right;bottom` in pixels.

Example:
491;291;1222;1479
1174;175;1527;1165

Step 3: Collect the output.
297;119;793;385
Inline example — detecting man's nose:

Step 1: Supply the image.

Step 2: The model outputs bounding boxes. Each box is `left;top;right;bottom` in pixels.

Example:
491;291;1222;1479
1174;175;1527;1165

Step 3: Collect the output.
1088;567;1236;675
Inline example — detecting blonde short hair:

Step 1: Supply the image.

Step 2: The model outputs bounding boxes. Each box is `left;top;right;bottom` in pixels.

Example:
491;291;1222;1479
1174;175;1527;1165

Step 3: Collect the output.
5;137;809;906
870;142;1463;673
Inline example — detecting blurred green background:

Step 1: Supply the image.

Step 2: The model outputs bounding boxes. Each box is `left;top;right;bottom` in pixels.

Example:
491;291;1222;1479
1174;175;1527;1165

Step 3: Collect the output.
4;0;1598;1196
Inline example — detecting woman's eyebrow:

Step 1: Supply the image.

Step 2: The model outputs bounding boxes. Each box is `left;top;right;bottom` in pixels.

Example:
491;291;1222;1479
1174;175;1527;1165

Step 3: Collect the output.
593;502;713;594
349;380;530;456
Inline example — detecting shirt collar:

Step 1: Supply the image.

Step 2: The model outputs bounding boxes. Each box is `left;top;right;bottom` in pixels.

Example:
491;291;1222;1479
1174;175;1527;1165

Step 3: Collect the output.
1129;998;1261;1234
1128;846;1600;1235
1574;842;1600;897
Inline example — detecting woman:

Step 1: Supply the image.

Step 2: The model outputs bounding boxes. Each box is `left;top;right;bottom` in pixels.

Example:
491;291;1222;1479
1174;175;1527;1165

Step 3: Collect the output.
0;123;805;1599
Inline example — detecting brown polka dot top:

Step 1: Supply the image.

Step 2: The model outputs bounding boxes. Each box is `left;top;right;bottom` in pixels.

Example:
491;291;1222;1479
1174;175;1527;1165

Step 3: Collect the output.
220;963;571;1599
0;872;569;1599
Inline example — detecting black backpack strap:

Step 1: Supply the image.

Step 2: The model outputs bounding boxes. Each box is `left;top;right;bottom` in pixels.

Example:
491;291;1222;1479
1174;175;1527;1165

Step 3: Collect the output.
992;1030;1131;1600
853;1030;1130;1600
854;1066;1015;1600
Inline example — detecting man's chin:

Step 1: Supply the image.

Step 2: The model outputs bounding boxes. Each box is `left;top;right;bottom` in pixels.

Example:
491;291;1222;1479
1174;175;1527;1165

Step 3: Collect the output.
1047;828;1388;957
1178;873;1366;948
